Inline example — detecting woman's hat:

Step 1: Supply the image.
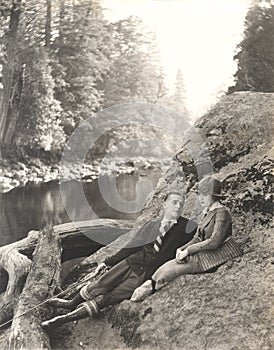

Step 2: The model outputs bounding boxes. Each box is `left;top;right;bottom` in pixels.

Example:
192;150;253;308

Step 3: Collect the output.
196;176;224;197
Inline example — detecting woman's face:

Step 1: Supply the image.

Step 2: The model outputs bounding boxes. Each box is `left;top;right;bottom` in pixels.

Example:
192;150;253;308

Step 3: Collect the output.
198;193;214;208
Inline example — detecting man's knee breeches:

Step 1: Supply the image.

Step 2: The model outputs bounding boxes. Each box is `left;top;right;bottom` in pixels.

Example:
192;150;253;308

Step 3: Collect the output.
80;282;107;301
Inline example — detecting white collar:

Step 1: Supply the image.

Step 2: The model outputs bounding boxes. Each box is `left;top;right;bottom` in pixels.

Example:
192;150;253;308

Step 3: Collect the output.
161;217;177;225
199;202;223;224
208;201;224;212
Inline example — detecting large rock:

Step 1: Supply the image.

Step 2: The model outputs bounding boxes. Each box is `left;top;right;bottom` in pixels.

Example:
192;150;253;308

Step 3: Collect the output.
181;92;274;224
196;92;274;168
178;91;274;171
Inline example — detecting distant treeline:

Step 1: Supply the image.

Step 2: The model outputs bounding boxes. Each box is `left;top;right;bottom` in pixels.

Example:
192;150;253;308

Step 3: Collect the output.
0;0;273;162
0;0;188;161
228;1;274;94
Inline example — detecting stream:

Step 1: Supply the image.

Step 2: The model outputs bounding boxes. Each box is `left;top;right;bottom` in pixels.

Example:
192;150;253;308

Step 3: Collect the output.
0;171;161;247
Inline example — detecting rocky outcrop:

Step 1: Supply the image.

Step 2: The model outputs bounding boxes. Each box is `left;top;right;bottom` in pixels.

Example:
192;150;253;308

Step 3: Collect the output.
178;91;273;170
53;92;273;350
179;92;274;225
0;157;136;193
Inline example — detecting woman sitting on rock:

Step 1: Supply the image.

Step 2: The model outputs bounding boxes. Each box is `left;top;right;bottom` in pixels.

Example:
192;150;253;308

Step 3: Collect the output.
131;176;243;302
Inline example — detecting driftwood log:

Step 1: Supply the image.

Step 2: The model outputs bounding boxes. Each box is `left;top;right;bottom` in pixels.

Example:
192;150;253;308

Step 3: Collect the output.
0;219;133;326
0;234;34;326
8;226;61;349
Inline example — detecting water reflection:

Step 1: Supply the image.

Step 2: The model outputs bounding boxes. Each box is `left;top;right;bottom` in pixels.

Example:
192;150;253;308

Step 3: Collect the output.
0;171;161;247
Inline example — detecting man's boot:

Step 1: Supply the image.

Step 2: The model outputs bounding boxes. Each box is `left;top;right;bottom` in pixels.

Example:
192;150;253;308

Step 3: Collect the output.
48;280;104;310
48;293;84;310
41;305;89;328
42;296;103;328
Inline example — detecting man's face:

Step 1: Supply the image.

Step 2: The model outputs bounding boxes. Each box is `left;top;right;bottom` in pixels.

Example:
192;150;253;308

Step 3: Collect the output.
164;193;184;220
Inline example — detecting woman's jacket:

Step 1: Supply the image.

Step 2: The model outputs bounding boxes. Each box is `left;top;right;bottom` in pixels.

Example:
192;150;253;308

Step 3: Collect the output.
182;202;242;271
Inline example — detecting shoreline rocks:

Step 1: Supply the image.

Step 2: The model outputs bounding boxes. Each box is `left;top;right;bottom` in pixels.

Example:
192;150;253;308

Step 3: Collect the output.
0;157;171;194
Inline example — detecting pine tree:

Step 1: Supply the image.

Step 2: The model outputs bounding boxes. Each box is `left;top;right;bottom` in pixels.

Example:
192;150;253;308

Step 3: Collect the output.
228;1;274;93
15;0;65;158
0;0;23;156
53;0;113;134
15;48;65;158
173;69;188;113
161;69;189;119
102;16;166;107
0;0;66;159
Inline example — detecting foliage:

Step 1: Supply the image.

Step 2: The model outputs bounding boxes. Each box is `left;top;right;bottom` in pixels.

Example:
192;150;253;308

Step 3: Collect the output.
170;69;189;116
228;1;274;93
0;0;167;162
53;0;112;132
102;16;166;107
15;48;65;157
157;69;189;121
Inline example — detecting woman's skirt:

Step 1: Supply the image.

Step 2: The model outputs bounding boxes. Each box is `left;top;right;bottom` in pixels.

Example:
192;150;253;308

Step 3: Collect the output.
190;237;243;272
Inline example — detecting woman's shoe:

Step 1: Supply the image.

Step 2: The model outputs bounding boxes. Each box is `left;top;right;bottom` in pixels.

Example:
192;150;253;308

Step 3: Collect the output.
130;280;153;302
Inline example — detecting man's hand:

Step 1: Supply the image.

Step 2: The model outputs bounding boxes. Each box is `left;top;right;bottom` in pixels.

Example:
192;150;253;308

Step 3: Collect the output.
94;262;107;274
176;248;188;263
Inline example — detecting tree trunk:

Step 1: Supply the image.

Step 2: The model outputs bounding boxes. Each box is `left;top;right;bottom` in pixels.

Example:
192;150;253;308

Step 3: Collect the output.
0;0;22;155
58;0;65;45
8;226;61;349
45;0;51;47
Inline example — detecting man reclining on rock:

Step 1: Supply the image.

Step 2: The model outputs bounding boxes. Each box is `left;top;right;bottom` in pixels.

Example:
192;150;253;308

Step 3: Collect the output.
41;188;197;327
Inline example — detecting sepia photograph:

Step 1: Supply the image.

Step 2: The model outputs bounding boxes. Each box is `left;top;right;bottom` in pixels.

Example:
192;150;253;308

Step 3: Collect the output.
0;0;273;349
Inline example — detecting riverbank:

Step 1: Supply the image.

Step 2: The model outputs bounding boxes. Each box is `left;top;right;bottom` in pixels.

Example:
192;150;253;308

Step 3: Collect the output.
0;157;170;193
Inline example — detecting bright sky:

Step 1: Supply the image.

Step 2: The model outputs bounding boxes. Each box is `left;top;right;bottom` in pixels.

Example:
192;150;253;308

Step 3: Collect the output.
103;0;252;120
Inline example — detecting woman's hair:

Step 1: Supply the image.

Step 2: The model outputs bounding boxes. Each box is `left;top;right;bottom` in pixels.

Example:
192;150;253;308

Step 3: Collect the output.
211;194;220;202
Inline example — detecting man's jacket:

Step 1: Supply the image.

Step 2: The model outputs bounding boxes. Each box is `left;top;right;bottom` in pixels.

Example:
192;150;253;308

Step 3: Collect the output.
104;217;197;279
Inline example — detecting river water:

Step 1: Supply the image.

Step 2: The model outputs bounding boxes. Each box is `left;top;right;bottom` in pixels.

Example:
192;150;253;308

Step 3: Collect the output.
0;171;161;247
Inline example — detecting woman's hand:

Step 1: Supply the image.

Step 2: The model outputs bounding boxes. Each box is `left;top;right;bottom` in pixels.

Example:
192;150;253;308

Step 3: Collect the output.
176;248;189;263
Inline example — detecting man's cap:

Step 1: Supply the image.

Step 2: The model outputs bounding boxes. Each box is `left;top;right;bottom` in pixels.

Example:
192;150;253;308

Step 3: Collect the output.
166;187;184;197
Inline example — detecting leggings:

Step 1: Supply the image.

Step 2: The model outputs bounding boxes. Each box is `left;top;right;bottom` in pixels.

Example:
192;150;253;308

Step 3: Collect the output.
152;257;203;290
